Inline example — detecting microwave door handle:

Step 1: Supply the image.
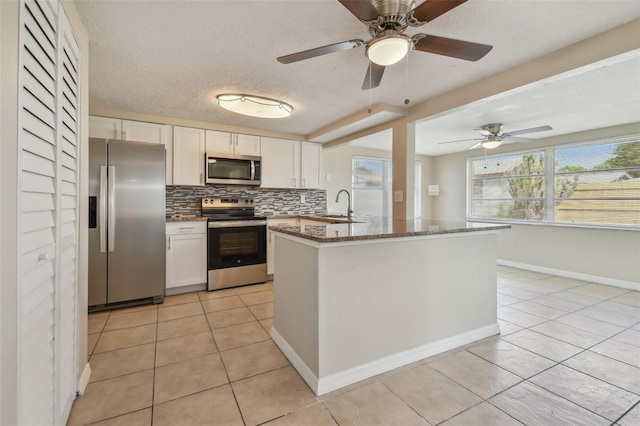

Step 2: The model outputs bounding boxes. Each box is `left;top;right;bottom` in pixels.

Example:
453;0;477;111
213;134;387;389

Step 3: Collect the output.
251;161;256;181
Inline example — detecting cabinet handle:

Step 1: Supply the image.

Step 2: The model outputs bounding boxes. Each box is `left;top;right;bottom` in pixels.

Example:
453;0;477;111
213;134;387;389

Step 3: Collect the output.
168;236;171;250
122;129;126;140
293;177;297;187
200;172;203;184
301;178;306;188
179;227;194;230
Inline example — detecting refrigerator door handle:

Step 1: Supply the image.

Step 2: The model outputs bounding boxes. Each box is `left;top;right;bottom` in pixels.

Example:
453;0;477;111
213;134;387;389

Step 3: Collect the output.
99;165;107;253
108;165;116;252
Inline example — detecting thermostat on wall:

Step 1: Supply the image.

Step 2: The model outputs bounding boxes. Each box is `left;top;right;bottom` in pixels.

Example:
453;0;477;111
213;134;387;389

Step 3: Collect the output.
428;185;440;196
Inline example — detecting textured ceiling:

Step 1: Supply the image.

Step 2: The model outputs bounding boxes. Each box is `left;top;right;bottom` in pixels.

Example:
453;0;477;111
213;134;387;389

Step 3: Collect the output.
76;0;640;152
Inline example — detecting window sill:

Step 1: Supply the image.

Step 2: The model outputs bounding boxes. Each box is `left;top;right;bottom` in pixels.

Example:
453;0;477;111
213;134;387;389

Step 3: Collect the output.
467;218;640;232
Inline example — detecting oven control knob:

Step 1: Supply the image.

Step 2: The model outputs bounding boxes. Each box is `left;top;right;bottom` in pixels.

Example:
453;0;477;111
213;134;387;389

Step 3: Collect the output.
244;200;249;204
250;200;254;204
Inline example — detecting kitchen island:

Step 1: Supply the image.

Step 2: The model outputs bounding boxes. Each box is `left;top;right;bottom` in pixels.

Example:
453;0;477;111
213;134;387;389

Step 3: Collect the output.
270;218;510;396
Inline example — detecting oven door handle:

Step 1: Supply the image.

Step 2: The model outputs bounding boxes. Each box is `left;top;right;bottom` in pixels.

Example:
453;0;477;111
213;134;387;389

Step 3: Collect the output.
208;220;267;228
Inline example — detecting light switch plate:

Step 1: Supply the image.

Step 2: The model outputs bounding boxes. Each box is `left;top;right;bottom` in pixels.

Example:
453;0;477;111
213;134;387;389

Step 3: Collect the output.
394;191;404;202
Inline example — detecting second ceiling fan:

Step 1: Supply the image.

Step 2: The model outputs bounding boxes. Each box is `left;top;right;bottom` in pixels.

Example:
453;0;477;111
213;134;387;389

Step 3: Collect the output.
277;0;493;90
438;123;554;150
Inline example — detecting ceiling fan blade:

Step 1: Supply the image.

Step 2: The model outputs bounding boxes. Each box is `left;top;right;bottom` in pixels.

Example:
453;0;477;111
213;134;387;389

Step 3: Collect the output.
467;142;483;150
337;0;380;22
409;0;468;24
502;136;532;143
362;62;385;90
478;129;491;136
438;137;484;145
502;125;552;138
277;39;364;64
414;34;493;61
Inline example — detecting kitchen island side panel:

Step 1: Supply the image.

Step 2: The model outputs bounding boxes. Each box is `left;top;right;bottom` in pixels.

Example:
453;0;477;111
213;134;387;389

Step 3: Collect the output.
272;235;320;376
317;232;498;377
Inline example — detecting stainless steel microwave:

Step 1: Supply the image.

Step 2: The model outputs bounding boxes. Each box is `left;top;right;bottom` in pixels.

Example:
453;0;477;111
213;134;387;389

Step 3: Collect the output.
205;152;261;186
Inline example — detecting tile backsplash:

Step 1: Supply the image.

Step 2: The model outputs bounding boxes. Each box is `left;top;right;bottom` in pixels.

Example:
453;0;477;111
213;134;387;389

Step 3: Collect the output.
166;185;327;218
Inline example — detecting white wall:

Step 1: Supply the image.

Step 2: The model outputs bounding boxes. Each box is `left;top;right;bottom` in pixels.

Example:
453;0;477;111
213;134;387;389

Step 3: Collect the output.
323;143;435;218
432;122;640;286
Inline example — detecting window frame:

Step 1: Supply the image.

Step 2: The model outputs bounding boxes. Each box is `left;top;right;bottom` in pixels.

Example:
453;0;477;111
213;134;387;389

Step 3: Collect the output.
467;134;640;231
352;155;422;218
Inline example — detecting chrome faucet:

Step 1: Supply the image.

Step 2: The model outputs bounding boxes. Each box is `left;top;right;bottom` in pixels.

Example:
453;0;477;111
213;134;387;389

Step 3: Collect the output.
335;189;353;220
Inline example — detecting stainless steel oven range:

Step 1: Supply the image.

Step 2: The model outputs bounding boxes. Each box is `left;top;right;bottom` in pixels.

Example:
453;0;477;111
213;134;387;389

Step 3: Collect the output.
202;197;267;290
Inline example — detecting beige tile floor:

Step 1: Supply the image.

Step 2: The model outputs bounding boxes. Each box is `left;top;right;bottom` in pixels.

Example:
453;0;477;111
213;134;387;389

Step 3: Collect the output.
70;267;640;425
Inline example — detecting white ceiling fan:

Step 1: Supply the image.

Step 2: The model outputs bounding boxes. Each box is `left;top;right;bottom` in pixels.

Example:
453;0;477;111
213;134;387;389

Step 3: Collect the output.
438;123;553;150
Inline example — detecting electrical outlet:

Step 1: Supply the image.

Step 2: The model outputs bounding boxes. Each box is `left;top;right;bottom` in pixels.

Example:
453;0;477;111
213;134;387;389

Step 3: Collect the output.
394;191;404;202
301;195;306;203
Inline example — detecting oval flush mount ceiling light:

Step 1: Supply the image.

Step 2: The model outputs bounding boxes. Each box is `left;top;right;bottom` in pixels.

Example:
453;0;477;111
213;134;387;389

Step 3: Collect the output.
216;94;293;118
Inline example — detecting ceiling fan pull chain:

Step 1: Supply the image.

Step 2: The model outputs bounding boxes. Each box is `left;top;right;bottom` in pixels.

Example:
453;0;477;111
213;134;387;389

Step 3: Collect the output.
368;61;372;114
404;52;410;105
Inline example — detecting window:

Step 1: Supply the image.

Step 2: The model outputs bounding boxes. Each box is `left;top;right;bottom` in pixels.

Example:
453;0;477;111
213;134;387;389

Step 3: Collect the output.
470;151;546;221
555;139;640;226
353;157;392;217
352;157;422;217
468;136;640;228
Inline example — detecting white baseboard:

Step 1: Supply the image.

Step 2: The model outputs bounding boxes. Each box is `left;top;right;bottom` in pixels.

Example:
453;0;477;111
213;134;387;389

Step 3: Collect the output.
498;259;640;291
271;328;319;394
272;324;499;396
77;362;91;395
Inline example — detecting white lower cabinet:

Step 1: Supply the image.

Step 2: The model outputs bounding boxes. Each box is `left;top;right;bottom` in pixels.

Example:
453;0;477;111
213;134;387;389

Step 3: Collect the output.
267;218;298;275
166;222;207;294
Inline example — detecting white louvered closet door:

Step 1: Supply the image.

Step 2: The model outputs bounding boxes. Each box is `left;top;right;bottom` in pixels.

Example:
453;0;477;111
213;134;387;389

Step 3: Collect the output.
17;0;80;424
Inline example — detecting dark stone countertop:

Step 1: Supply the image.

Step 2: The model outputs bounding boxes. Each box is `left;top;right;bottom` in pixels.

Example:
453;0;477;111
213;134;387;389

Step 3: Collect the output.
166;216;208;223
269;217;510;243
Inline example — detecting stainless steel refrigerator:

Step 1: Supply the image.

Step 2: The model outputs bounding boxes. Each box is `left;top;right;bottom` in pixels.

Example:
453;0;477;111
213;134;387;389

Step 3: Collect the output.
88;138;166;308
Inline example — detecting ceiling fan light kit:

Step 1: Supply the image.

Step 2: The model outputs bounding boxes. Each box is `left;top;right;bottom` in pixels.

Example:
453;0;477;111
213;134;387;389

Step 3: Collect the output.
366;33;411;66
216;94;293;119
481;138;502;149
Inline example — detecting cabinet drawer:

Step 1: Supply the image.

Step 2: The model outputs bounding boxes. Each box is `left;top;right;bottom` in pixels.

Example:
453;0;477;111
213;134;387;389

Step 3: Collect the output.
166;221;206;235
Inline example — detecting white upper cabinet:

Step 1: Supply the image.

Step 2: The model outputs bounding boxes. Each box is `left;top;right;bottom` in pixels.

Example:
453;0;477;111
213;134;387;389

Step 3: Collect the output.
261;137;300;188
89;116;173;184
122;120;171;144
173;126;205;186
300;141;323;189
89;116;121;139
89;116;170;143
261;137;322;189
205;130;260;156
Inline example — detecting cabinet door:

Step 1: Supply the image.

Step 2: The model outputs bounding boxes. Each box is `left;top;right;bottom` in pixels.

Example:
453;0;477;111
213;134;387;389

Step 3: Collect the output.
300;142;322;189
267;218;298;275
261;137;300;188
235;134;261;156
173;126;205;186
123;120;173;184
89;116;121;139
205;130;233;154
166;234;207;288
122;120;170;144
